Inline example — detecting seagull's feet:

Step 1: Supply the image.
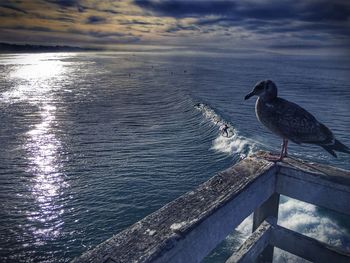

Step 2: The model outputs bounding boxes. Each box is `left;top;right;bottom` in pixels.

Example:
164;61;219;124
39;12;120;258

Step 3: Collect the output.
265;153;284;162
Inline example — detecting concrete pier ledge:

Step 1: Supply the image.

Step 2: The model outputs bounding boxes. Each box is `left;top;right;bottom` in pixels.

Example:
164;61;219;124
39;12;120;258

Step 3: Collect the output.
72;152;350;263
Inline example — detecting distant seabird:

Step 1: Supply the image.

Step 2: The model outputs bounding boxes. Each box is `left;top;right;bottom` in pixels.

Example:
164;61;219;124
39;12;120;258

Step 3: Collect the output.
245;80;350;161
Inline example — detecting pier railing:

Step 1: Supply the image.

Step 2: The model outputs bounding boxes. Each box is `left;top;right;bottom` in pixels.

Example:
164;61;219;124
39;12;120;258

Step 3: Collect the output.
72;152;350;263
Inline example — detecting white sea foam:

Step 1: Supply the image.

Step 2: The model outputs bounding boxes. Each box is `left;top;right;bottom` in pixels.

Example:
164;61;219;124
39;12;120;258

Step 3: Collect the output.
194;102;225;127
211;133;256;158
195;102;257;157
236;214;253;236
278;198;350;250
229;198;350;262
233;198;350;262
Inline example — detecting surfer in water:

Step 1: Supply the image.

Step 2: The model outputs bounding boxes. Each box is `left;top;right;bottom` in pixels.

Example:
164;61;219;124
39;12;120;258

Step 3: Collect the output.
220;124;229;137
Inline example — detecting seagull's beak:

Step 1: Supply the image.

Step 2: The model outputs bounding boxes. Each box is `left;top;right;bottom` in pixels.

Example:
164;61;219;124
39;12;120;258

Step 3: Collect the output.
244;91;254;100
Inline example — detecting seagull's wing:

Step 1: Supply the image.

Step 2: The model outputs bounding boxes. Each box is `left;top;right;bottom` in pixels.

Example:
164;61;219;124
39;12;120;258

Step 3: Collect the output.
273;98;334;144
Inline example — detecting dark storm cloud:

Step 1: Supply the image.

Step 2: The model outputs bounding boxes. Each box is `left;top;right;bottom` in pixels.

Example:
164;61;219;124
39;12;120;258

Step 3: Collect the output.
11;26;55;32
86;16;107;24
98;9;120;15
166;24;198;33
0;24;54;33
119;20;164;26
45;0;87;12
46;0;80;7
196;17;239;26
268;43;350;50
135;0;350;40
135;0;237;17
243;20;350;37
0;3;27;14
298;1;350;22
134;0;350;27
89;32;139;41
1;0;349;50
134;0;350;22
67;28;140;42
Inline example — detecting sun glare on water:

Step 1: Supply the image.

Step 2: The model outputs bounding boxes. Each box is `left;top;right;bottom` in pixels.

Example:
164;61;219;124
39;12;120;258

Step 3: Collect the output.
2;53;68;104
10;53;65;80
3;53;74;244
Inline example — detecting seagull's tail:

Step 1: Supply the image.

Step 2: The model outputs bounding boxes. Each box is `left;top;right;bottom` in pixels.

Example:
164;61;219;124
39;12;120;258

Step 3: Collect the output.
333;139;350;154
321;139;350;158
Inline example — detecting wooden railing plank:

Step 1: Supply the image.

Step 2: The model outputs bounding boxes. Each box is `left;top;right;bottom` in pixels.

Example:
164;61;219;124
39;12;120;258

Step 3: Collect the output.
71;157;276;263
226;220;272;263
270;223;350;263
276;170;350;216
252;193;279;263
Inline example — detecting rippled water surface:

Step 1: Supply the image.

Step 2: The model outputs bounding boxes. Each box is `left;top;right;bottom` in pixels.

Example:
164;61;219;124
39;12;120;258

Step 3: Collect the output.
0;51;349;262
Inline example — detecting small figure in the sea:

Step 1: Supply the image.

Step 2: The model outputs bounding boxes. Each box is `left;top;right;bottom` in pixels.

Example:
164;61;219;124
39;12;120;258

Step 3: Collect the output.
245;80;350;161
220;124;229;137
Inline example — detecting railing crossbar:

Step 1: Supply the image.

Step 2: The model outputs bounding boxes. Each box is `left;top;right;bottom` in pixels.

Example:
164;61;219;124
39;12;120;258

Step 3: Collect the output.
230;218;350;263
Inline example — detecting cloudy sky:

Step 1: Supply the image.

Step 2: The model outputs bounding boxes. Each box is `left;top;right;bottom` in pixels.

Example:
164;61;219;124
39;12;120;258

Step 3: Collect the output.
1;0;350;53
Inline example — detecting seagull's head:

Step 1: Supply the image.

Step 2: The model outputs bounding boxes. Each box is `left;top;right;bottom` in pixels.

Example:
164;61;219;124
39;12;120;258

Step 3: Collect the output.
244;80;277;101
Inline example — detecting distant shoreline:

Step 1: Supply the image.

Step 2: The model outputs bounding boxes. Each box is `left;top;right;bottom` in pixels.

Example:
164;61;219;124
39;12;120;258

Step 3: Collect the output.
0;43;101;53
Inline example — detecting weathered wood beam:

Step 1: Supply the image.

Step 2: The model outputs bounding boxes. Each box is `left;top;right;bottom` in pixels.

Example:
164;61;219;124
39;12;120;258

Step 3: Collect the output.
252;193;279;231
229;218;350;263
252;193;280;263
270;223;350;263
71;157;276;263
226;220;272;263
276;158;350;216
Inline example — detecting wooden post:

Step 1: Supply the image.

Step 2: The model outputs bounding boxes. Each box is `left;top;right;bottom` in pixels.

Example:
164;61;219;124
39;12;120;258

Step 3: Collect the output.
252;193;280;263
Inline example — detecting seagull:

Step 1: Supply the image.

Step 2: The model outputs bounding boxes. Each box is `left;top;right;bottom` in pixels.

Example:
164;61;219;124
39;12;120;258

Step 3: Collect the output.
244;80;350;161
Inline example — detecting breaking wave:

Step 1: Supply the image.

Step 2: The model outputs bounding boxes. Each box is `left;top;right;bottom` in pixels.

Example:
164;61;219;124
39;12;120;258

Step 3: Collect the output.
194;102;257;158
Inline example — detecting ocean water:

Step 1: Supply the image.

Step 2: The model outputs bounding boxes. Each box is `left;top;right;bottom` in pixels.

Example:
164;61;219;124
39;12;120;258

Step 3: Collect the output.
0;51;349;262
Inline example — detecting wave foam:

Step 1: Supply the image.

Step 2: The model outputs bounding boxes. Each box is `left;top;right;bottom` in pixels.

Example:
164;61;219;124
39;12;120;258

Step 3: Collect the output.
195;102;257;157
233;198;350;262
278;198;350;250
211;133;255;158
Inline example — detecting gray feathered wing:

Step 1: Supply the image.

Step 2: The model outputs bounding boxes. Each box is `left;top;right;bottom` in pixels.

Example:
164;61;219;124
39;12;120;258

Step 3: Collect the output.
271;98;350;157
